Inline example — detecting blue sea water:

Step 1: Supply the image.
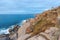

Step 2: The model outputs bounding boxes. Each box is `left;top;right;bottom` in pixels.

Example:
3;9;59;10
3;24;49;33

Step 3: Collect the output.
0;14;35;34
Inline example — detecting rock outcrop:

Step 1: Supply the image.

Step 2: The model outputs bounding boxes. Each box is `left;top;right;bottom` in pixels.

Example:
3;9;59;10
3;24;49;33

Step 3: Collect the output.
1;6;60;40
17;6;60;40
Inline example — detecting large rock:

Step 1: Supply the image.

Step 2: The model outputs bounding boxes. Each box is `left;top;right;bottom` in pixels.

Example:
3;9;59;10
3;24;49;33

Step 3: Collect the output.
18;7;60;40
1;6;60;40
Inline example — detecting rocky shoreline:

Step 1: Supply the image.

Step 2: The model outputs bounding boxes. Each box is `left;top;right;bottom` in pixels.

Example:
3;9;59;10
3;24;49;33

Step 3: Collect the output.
0;6;60;40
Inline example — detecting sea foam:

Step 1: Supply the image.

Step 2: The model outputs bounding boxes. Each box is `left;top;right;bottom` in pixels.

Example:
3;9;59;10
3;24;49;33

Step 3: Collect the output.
0;25;15;34
0;20;27;34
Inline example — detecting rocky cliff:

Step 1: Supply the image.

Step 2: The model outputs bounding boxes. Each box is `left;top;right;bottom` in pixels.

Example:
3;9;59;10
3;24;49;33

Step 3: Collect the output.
0;6;60;40
17;6;60;40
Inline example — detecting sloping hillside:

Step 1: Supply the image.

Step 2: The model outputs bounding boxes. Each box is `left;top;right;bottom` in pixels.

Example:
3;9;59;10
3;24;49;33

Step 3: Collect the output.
1;6;60;40
25;6;60;39
8;6;60;40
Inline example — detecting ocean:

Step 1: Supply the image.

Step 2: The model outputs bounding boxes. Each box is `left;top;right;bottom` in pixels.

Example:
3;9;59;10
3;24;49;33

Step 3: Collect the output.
0;14;35;34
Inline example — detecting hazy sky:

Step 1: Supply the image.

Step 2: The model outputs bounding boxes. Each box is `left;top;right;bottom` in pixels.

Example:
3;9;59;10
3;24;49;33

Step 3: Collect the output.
0;0;60;14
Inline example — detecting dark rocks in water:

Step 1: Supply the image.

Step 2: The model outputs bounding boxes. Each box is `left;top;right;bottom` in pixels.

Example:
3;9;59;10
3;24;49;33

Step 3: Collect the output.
9;25;20;40
9;25;20;34
0;25;20;40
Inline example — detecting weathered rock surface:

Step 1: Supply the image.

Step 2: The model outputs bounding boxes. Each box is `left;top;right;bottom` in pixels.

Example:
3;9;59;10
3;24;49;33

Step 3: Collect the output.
1;6;60;40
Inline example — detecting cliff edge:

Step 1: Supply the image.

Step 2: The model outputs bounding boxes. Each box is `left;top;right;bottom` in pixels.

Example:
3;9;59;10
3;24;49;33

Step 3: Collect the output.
0;6;60;40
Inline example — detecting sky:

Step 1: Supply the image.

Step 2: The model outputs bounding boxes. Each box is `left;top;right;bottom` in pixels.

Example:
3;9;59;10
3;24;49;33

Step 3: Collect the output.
0;0;60;14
